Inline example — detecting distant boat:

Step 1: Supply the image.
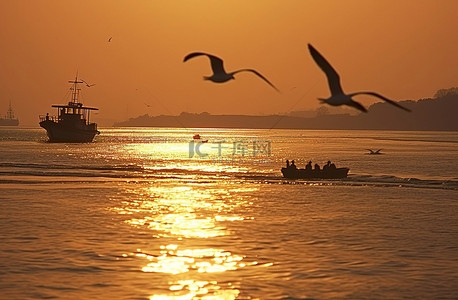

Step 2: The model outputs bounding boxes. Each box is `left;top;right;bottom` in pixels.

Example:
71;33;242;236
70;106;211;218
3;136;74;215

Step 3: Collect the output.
193;134;208;143
0;101;19;126
39;75;99;142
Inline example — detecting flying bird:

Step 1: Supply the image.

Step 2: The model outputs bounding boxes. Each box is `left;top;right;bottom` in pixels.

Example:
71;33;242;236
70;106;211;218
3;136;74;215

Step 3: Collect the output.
183;52;280;92
366;149;383;155
108;37;112;42
308;44;411;113
81;79;96;87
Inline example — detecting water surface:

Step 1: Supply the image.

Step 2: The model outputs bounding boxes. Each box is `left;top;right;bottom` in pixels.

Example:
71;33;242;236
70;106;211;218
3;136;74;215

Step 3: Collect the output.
1;128;457;299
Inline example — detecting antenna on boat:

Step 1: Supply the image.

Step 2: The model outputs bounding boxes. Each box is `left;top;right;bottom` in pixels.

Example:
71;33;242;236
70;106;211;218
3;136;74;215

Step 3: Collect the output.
68;73;84;104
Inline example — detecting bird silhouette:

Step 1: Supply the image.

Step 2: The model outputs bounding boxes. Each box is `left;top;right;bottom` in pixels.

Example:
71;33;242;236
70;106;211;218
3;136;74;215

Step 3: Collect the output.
81;79;96;87
183;52;280;92
308;44;411;113
366;149;383;155
108;37;112;42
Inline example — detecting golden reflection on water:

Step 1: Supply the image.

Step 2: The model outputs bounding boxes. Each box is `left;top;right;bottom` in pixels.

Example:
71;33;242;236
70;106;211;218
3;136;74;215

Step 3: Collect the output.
130;244;250;300
113;179;262;298
150;280;239;300
118;185;254;238
137;245;248;274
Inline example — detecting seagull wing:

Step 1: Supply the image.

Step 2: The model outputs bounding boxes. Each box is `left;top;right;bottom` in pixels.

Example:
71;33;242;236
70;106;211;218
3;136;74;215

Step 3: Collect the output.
375;149;382;153
348;100;368;113
232;69;280;92
349;91;411;112
366;149;374;153
81;79;93;87
308;44;344;95
183;52;226;75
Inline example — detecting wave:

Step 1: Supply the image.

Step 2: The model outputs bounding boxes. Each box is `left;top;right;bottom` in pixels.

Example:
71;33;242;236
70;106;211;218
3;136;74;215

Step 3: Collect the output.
268;174;458;190
1;162;456;190
0;162;144;172
370;137;458;144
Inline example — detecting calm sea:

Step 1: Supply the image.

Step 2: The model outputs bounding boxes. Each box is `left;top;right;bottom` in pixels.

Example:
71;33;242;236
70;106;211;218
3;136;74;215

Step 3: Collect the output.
1;128;457;299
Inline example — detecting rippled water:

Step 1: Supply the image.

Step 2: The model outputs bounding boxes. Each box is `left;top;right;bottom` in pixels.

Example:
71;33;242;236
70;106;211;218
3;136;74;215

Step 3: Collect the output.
1;128;457;299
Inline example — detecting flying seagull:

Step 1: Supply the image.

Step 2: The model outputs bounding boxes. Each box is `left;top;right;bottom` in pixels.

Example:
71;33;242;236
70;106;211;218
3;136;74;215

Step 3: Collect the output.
366;149;383;155
108;37;112;42
183;52;280;92
308;44;411;113
81;79;96;87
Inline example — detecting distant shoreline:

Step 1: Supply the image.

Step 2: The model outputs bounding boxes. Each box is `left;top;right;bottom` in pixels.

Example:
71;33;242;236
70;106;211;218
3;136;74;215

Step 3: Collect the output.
113;93;458;131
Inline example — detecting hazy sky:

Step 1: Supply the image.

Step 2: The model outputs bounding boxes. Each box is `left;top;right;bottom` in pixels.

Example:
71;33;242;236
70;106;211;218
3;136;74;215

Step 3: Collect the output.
0;0;457;126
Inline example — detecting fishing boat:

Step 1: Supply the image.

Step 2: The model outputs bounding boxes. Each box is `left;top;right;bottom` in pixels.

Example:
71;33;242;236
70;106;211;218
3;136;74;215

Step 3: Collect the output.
281;161;349;179
0;101;19;126
39;75;99;142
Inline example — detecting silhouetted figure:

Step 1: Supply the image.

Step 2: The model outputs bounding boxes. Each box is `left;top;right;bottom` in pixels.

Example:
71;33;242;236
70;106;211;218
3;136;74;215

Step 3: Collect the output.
286;160;290;168
306;161;312;171
314;163;320;171
183;52;280;92
330;163;336;169
307;44;411;113
291;160;297;169
45;113;49;121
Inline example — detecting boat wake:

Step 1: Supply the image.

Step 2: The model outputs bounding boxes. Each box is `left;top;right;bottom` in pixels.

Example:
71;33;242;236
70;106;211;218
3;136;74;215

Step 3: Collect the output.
0;162;456;190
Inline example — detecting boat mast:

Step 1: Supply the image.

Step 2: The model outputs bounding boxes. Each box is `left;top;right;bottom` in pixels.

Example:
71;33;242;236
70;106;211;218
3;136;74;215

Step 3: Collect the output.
68;73;83;104
7;100;15;119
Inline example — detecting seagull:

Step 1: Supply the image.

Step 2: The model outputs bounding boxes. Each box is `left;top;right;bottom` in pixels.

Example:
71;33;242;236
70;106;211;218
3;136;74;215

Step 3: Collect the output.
144;102;152;108
183;52;280;92
366;149;383;155
108;37;112;42
308;44;411;113
81;79;96;87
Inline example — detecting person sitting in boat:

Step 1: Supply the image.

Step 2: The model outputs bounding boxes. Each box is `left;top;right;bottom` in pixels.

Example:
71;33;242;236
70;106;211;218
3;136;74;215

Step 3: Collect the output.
286;160;290;168
330;162;336;170
45;113;49;121
291;160;297;169
323;161;330;171
314;163;320;171
306;161;312;171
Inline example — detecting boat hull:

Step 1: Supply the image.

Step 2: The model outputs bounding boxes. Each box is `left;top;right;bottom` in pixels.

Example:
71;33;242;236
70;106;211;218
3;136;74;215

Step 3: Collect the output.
39;120;99;143
281;167;349;179
0;118;19;126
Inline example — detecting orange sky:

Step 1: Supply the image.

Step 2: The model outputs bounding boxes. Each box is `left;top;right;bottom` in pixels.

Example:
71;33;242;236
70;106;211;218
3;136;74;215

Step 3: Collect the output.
0;0;457;126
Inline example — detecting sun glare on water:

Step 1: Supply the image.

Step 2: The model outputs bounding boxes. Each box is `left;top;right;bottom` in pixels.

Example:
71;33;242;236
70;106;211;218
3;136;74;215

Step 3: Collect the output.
113;179;262;298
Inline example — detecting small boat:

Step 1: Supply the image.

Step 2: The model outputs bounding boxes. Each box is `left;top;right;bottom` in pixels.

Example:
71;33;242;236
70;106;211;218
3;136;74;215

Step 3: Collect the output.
39;75;99;142
281;165;349;179
0;101;19;126
193;134;208;143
